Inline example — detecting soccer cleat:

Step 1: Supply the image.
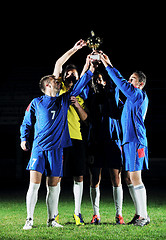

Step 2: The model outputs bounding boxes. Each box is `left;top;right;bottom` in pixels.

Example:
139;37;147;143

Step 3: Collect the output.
91;215;101;225
23;218;33;230
128;214;140;225
115;215;125;224
47;217;63;228
54;214;59;223
134;215;150;227
73;213;85;226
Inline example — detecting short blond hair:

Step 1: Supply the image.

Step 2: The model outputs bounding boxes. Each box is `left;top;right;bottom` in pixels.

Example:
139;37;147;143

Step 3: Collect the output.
39;75;55;93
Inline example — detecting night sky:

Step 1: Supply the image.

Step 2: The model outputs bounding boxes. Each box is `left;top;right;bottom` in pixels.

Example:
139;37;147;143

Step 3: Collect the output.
2;3;166;183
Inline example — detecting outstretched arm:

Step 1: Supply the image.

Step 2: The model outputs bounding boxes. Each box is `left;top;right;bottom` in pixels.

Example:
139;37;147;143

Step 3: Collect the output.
80;54;91;78
70;59;95;97
100;52;140;101
53;39;87;78
100;51;113;68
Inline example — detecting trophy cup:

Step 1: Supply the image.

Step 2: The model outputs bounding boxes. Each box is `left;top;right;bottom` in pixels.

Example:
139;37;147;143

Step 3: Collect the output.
87;31;103;61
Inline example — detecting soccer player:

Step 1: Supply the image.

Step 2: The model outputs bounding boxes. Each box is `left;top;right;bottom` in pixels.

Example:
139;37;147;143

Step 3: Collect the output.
100;52;150;226
20;41;95;230
53;48;91;225
85;72;124;225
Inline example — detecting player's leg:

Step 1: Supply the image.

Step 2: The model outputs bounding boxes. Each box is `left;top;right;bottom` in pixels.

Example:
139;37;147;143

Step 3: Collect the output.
123;143;150;226
89;167;101;224
73;176;83;214
129;170;150;226
73;175;85;225
46;148;63;228
23;170;42;230
46;176;63;227
109;168;124;224
73;175;83;216
124;170;141;224
70;139;86;225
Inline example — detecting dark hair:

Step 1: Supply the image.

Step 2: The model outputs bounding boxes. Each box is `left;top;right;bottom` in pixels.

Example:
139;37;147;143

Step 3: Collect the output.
134;70;146;86
62;64;78;81
39;75;54;93
93;71;105;79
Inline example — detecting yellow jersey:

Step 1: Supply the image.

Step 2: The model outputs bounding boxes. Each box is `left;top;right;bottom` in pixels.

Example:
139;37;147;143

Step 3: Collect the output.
60;84;85;140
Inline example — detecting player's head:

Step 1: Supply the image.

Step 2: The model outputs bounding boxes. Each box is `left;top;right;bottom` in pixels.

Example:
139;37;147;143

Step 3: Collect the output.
128;71;146;89
63;64;79;90
91;72;106;93
92;72;106;86
96;73;106;86
39;75;62;94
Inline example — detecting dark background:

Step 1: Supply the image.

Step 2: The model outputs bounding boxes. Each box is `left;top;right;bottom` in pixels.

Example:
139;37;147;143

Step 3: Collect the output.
1;3;166;189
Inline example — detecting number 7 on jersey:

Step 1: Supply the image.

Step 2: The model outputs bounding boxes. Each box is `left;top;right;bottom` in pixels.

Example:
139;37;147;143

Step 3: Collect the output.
51;110;56;120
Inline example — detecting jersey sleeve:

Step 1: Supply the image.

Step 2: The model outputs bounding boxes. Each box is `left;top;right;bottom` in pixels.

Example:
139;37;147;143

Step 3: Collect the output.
20;99;36;142
70;70;93;97
106;66;143;103
79;85;90;100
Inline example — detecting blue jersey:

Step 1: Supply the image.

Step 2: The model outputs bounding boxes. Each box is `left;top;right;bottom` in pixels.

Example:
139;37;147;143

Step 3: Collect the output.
86;79;122;145
20;70;93;151
106;66;148;146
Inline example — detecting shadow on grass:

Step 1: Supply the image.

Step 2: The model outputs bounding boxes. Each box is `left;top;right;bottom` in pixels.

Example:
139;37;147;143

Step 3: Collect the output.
64;221;117;226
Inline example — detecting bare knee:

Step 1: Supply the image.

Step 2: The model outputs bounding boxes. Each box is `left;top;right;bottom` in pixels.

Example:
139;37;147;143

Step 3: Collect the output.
73;176;83;182
30;170;42;184
124;171;132;185
90;176;101;188
46;177;61;187
124;176;132;185
89;168;102;188
109;168;121;187
130;171;143;186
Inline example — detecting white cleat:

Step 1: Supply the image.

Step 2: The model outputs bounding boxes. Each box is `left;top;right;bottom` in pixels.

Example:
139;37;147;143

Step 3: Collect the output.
47;218;63;228
134;215;150;227
23;218;33;230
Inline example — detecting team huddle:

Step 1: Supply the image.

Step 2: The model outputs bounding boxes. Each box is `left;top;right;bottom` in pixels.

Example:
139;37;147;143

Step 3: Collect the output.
20;40;150;230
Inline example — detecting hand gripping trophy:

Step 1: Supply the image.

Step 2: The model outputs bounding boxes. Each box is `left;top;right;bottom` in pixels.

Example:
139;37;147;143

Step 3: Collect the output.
87;31;103;61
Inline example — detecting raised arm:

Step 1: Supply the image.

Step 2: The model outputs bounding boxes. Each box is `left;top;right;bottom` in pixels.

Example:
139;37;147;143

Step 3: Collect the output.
80;54;91;78
100;52;141;101
70;60;95;97
53;39;87;78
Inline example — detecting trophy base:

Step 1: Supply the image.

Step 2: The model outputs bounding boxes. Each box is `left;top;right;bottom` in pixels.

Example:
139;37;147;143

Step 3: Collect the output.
90;54;101;61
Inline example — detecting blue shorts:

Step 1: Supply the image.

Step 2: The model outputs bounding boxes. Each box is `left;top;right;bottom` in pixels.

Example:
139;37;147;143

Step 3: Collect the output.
27;146;63;177
122;142;148;172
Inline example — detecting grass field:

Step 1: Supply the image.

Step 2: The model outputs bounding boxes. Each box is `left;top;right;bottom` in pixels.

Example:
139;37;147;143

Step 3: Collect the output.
0;186;166;240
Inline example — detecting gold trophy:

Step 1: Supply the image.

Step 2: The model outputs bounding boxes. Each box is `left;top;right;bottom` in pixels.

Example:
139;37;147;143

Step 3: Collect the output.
87;31;103;61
